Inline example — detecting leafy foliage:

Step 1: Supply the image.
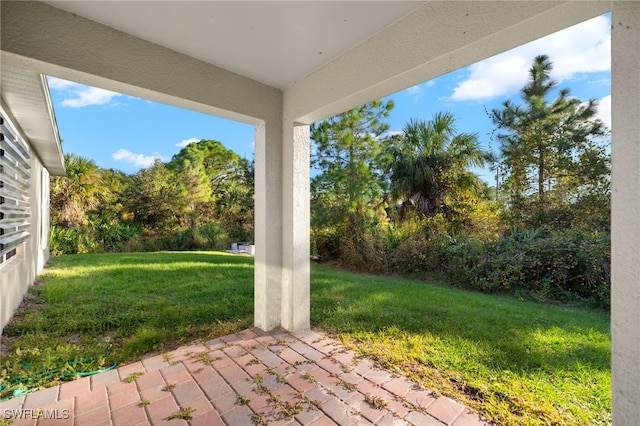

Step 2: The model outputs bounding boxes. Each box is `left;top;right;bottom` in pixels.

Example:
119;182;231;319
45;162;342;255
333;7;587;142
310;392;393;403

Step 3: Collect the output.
387;112;490;219
311;100;394;263
49;140;254;255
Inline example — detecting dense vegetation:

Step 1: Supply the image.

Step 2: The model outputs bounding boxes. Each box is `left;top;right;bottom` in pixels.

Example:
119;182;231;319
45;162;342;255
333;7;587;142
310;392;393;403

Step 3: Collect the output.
50;55;610;308
50;139;254;254
311;55;610;308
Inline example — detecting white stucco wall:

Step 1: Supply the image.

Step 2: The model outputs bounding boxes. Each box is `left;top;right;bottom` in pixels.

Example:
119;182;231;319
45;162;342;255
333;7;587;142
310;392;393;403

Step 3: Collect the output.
0;133;50;332
611;1;640;423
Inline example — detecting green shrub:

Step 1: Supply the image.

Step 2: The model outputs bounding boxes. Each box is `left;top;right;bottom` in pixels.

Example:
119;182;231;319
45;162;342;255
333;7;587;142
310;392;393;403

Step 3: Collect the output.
466;228;610;308
49;226;101;256
95;221;142;252
196;222;228;249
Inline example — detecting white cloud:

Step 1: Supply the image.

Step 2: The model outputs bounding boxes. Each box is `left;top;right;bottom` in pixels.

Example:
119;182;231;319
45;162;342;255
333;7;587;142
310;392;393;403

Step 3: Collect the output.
47;76;122;107
176;137;200;148
47;77;79;90
404;84;423;96
112;149;166;168
450;15;610;102
597;95;611;130
403;80;435;102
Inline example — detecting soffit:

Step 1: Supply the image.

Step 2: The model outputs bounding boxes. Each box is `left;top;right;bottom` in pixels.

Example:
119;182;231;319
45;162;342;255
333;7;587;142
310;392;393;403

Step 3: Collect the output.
44;1;425;90
1;61;64;175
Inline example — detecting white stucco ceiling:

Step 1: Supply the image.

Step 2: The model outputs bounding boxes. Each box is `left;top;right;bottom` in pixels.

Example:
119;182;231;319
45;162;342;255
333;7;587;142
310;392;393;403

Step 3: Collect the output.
44;1;425;90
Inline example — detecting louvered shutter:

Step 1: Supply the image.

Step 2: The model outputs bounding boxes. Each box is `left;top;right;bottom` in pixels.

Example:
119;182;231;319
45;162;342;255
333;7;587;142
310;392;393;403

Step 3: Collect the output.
0;116;31;263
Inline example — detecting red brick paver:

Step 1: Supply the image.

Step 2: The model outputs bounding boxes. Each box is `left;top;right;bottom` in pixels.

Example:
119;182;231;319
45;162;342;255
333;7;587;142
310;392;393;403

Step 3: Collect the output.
0;328;491;425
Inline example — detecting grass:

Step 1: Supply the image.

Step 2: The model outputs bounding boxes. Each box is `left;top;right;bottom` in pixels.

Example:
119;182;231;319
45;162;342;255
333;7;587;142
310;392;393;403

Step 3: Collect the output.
0;252;610;425
1;252;254;399
311;264;611;425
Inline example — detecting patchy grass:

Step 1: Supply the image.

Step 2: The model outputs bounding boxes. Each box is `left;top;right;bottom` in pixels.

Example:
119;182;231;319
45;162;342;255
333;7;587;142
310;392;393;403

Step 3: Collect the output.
311;264;611;425
1;252;610;424
1;252;253;399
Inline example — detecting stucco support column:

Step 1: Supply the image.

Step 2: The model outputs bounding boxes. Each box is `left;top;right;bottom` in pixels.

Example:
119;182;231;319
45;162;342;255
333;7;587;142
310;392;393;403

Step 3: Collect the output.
254;120;283;331
254;118;310;332
611;1;640;424
282;123;311;332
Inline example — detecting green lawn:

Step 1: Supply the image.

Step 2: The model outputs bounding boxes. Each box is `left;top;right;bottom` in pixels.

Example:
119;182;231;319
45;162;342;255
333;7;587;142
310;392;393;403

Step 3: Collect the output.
1;252;610;425
311;264;610;425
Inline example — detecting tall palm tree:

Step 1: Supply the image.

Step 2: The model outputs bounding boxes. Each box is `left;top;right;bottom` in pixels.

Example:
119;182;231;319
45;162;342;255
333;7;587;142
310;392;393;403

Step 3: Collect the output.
50;153;106;227
388;112;488;218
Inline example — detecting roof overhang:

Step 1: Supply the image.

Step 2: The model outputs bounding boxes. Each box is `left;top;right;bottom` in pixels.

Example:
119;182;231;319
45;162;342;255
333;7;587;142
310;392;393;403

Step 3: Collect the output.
1;54;65;175
0;0;612;178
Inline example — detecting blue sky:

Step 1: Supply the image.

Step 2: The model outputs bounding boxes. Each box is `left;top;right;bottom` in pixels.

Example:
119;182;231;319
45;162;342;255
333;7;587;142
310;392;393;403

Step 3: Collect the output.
47;14;611;185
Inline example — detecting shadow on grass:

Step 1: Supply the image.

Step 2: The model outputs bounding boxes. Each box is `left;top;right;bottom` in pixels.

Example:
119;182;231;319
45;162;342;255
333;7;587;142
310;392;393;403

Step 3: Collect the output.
311;264;609;373
310;264;610;424
3;251;255;365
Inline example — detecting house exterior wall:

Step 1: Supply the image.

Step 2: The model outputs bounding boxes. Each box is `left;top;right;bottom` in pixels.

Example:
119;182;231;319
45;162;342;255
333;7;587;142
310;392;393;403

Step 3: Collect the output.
0;113;50;332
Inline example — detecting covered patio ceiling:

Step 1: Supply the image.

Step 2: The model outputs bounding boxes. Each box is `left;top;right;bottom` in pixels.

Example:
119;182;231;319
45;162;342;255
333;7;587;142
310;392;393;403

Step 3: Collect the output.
2;1;611;140
43;1;426;90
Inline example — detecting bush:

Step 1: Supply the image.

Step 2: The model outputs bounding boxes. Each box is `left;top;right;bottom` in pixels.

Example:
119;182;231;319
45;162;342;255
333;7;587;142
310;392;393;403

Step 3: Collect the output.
49;226;101;256
95;221;142;252
465;228;610;308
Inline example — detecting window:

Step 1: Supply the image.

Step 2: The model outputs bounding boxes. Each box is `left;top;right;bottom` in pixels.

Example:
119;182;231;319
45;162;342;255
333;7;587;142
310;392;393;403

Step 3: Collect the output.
0;115;31;265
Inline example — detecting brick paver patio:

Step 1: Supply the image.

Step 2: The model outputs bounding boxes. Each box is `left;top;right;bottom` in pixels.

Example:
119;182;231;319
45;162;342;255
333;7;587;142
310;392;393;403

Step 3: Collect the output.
1;328;491;425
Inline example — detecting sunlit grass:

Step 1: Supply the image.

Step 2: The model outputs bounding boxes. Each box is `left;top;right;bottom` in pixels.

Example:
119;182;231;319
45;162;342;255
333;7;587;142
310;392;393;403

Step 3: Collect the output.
1;252;610;424
311;264;611;425
1;252;254;399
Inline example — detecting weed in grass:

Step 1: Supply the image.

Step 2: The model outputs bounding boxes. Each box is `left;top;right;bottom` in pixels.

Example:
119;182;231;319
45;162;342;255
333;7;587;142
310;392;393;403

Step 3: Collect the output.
162;353;173;364
138;400;150;407
350;408;362;417
191;352;213;365
237;395;251;405
254;383;270;395
167;406;195;420
302;396;323;411
1;253;610;425
365;394;389;410
162;384;176;392
123;372;144;383
337;379;357;392
267;394;281;405
251;413;268;426
277;400;304;418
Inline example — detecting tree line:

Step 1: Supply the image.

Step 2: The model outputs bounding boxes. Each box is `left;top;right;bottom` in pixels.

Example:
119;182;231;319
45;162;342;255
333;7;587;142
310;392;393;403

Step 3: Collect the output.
50;139;254;254
50;55;611;308
310;55;610;308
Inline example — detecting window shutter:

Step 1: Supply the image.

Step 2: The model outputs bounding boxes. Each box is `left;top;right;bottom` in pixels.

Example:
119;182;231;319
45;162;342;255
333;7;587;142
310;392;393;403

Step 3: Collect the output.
0;116;31;262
